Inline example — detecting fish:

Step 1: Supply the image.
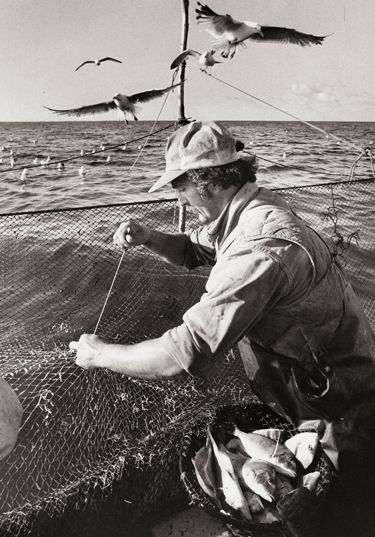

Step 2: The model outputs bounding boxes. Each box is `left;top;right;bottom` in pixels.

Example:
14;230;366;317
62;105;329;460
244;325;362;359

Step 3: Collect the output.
252;428;288;443
301;470;320;493
243;489;264;514
274;473;294;503
207;428;252;522
284;432;320;469
192;434;221;508
225;436;249;456
240;459;277;502
231;425;297;478
224;448;277;502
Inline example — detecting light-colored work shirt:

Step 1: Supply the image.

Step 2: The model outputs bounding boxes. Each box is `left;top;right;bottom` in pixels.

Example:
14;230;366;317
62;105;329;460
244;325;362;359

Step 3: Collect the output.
161;182;313;376
161;181;375;470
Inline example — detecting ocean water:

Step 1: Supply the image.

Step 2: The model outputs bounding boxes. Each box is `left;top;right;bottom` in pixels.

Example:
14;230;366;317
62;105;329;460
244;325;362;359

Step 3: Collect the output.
0;120;374;214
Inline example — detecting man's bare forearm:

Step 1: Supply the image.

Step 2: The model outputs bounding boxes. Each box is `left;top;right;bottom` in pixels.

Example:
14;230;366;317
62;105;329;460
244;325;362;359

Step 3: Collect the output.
144;229;187;265
70;334;188;379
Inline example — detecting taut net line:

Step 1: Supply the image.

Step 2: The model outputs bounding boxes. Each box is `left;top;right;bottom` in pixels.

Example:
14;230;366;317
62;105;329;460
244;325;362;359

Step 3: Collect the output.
0;178;374;536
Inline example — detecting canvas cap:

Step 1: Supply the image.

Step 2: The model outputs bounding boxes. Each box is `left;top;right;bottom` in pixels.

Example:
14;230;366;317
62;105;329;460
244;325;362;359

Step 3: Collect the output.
148;121;239;193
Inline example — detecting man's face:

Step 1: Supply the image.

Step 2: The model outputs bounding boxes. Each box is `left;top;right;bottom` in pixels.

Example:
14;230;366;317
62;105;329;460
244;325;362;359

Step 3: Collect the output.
171;174;222;224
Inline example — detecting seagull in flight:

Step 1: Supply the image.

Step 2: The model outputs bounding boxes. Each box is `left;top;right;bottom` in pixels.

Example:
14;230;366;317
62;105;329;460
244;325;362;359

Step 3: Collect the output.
44;82;182;123
196;2;327;59
170;49;221;72
75;57;122;71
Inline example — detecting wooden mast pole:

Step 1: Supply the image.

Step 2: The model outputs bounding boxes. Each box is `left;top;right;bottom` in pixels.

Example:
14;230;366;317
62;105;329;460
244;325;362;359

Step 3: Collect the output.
179;0;189;123
178;0;189;232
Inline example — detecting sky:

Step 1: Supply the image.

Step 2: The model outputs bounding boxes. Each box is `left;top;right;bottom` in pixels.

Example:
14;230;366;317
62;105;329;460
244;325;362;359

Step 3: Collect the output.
0;0;374;122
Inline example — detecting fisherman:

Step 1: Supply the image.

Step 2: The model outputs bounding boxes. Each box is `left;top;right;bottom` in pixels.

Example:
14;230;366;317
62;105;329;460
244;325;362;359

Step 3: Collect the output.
70;120;375;536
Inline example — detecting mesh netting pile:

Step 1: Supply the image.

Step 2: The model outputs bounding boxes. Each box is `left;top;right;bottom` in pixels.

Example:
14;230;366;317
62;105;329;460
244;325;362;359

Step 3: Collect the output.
0;178;374;536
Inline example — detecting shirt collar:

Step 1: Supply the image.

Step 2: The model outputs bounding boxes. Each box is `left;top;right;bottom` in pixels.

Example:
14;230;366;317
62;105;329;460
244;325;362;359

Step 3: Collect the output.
206;182;259;248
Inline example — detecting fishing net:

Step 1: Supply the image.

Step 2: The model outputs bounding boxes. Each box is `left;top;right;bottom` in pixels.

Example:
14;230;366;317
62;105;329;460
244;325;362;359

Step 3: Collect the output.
180;402;334;537
0;177;374;536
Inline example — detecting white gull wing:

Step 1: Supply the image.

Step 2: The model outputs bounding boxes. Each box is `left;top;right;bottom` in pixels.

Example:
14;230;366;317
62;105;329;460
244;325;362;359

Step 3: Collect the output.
44;101;117;117
249;26;326;46
196;3;247;39
126;82;182;105
170;50;201;69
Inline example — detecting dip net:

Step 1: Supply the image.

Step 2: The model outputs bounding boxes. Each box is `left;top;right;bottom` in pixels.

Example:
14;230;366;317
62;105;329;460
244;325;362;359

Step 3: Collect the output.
0;178;374;537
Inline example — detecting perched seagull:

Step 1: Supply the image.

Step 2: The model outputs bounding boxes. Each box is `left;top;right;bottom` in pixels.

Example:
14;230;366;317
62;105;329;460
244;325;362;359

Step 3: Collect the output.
44;82;182;123
75;57;122;71
20;169;27;181
196;2;327;59
170;49;221;72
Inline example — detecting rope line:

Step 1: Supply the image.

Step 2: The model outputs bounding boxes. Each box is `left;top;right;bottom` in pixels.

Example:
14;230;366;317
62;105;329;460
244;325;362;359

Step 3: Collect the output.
0;123;176;174
130;86;175;171
203;71;367;154
243;150;344;177
93;251;126;335
243;150;375;182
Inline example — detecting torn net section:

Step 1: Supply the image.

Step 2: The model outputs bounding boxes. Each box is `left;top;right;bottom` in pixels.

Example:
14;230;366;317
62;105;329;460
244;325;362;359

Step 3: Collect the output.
0;179;374;536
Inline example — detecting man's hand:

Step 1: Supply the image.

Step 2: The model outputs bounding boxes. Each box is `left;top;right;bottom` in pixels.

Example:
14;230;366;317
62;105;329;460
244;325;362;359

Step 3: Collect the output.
69;334;107;370
113;220;151;250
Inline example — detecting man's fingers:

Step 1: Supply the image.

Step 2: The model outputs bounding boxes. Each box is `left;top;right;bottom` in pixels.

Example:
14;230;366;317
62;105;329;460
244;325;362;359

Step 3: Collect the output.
69;341;79;351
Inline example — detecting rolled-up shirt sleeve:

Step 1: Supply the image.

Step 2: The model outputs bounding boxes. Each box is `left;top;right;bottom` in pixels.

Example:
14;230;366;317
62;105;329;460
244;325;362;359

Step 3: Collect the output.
161;246;290;377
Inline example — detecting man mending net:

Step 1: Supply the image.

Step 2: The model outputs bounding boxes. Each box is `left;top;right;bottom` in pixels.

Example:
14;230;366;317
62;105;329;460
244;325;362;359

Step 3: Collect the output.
70;120;375;536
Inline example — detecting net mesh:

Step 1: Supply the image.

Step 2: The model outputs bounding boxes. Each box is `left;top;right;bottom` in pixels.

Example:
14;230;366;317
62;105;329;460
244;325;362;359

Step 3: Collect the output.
0;178;374;536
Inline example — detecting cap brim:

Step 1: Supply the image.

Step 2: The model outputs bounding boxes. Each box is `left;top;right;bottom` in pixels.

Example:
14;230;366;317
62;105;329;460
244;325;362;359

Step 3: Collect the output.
148;169;186;193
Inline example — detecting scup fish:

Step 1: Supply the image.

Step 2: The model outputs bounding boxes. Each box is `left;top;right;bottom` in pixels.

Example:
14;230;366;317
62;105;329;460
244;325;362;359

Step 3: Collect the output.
274;473;294;503
301;470;320;493
227;449;277;502
252;428;288;443
240;459;277;502
231;426;297;478
192;435;221;508
243;489;264;514
225;436;249;456
276;486;316;520
284;432;320;469
207;429;253;522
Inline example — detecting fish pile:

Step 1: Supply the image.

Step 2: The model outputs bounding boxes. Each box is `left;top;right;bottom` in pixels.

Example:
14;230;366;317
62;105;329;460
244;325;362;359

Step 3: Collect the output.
192;425;321;525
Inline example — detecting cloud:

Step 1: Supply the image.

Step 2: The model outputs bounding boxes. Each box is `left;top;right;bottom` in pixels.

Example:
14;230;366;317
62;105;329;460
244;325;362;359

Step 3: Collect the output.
291;83;340;106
